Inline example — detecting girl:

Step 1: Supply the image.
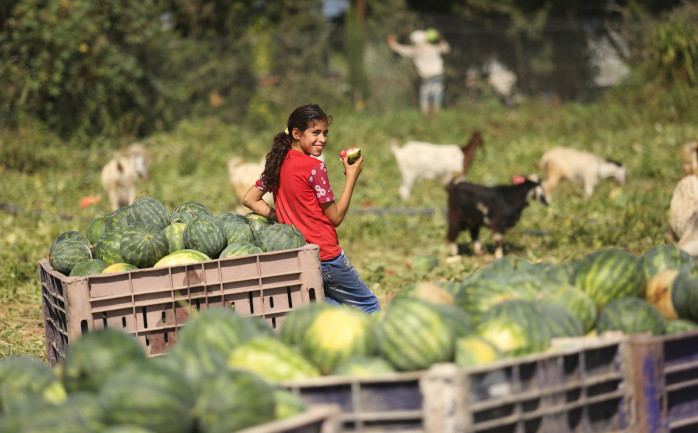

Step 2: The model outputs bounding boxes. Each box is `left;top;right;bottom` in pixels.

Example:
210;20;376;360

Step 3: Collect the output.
242;104;381;313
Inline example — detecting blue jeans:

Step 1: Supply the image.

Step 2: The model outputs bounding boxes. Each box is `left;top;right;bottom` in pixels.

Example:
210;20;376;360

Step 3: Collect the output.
419;75;445;113
321;251;381;313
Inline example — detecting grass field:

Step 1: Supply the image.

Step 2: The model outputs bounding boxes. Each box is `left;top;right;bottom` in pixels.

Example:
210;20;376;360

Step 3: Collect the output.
2;91;697;361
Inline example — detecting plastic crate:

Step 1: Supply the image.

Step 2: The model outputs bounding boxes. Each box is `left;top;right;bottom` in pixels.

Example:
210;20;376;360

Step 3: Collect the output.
421;333;634;433
282;371;427;432
237;404;342;433
39;244;325;367
626;330;698;433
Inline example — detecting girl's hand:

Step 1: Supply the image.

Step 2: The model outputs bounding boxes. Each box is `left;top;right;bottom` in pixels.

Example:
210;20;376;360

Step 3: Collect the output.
343;154;363;180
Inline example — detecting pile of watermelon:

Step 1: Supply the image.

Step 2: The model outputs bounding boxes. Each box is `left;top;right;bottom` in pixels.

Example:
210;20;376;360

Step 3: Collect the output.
0;313;310;433
47;197;306;277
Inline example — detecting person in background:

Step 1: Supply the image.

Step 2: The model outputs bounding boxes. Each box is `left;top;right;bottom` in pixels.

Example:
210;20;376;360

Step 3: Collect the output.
387;28;451;115
242;104;381;314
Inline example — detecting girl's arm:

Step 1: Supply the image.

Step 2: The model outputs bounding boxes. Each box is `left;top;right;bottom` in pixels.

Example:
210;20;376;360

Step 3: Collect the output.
321;155;363;227
242;186;278;222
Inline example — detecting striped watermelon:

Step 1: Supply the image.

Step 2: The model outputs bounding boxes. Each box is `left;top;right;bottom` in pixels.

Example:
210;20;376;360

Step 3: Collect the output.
670;265;698;322
105;206;131;232
153;249;210;267
278;302;333;347
573;248;645;310
640;244;694;282
169;211;195;225
476;299;552;356
164;222;186;253
172;201;213;219
127;197;169;230
183;214;227;258
227;336;321;381
99;361;195;433
155;345;227;396
255;223;306;252
537;303;584;338
274;388;308;420
665;319;698;334
373;297;459;371
69;258;109;277
246;212;275;236
50;230;89;254
646;269;680;320
119;224;169;268
221;218;256;245
61;328;147;394
596;296;666;336
456;278;537;324
301;306;376;374
86;215;108;247
0;398;91;433
49;238;93;275
220;241;263;258
393;281;456;305
102;262;139;273
175;308;249;361
536;284;598;333
217;211;249;227
194;369;276;433
94;228;124;265
0;355;67;413
454;335;503;368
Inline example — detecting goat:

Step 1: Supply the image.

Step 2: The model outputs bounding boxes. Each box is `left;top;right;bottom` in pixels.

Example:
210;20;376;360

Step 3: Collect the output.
101;143;149;211
227;156;273;213
538;146;626;202
669;174;698;256
446;175;548;259
680;141;698;177
390;131;485;201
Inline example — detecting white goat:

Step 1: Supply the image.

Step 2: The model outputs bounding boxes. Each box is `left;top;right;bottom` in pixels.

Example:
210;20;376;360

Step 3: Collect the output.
227;156;273;213
538;147;626;202
680;141;698;177
101;143;149;211
390;132;485;201
669;175;698;256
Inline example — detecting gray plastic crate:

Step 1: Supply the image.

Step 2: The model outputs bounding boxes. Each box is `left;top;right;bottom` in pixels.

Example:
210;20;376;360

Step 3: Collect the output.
238;404;342;433
39;244;324;367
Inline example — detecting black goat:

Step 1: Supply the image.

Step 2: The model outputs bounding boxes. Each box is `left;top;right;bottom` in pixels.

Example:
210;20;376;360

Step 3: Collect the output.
446;175;548;258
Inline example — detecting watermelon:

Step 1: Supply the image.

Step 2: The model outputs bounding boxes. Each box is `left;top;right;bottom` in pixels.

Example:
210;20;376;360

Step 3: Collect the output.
596;297;666;336
94;228;124;265
345;147;361;164
169;211;194;226
278;302;333;346
228;336;321;381
409;254;439;273
456;278;537;325
640;244;694;282
301;306;376;374
153;249;210;267
156;346;227;395
221;218;256;245
164;222;186;253
573;248;645;310
0;398;93;433
476;299;552;356
255;223;306;252
534;262;575;286
331;356;396;377
172;201;213;219
105;206;130;232
536;284;597;333
217;211;249;227
246;212;275;236
393;281;455;305
102;262;139;273
127;197;169;230
646;269;680;320
479;256;536;278
63;391;108;432
273;388;307;420
220;241;263;258
119;224;169;268
537;303;584;338
193;369;276;433
243;315;276;338
175;308;249;360
454;335;503;368
183;215;227;258
61;328;147;393
86;215;108;247
69;258;109;277
665;319;698;334
670;265;698;322
99;361;195;433
374;297;459;371
50;230;89;250
0;355;67;413
49;238;93;275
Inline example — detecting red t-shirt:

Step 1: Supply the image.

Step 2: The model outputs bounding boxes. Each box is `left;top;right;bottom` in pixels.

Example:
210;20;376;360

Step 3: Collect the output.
255;150;340;261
